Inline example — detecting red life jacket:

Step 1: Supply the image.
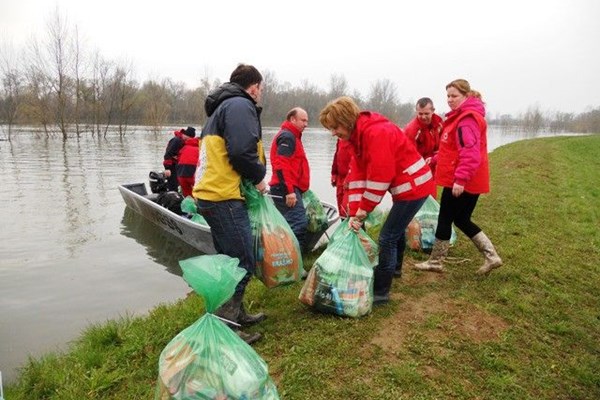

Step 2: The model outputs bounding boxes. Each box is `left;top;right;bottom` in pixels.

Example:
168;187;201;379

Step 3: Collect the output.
436;110;490;193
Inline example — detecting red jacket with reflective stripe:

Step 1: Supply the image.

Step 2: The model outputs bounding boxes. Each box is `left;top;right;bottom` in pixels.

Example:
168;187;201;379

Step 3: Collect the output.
436;97;490;194
346;112;434;216
268;121;310;193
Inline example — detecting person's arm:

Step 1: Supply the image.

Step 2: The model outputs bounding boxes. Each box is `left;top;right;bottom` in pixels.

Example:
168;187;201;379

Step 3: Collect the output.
272;131;297;194
222;99;266;184
453;116;481;195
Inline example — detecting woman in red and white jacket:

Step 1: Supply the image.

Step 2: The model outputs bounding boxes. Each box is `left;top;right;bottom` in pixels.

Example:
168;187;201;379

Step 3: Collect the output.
320;96;434;304
415;79;502;275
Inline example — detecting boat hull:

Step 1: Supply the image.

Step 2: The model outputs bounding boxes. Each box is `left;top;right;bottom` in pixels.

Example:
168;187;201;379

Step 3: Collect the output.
118;183;339;254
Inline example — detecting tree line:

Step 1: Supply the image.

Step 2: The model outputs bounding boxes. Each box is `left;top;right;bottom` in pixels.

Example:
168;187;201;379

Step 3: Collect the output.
1;11;599;140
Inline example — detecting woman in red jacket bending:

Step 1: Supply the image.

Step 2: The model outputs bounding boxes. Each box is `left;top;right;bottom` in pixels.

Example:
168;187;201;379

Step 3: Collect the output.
415;79;502;275
320;96;434;304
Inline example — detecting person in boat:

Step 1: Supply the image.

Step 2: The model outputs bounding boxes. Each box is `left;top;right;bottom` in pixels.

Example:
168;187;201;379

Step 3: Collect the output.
193;64;267;345
176;127;200;197
319;96;434;305
330;138;353;219
268;107;310;253
163;127;195;192
414;79;502;275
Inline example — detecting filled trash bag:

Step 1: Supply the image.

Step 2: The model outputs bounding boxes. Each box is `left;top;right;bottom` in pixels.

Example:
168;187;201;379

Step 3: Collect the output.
299;221;375;318
303;189;328;233
406;195;457;251
363;205;386;232
155;254;280;400
180;196;208;225
242;181;302;288
329;220;379;266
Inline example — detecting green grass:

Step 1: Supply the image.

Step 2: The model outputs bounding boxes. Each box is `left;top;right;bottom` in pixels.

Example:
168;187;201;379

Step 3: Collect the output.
6;135;600;399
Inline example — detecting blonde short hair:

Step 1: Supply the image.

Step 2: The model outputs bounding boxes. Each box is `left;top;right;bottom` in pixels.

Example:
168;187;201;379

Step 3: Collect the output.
319;96;361;131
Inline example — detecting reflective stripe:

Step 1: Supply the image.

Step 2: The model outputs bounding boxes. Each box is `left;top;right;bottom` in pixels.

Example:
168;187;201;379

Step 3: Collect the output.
414;170;433;186
363;191;383;203
403;158;426;175
348;194;362;202
366;180;389;191
390;182;411;195
390;170;433;195
348;180;366;189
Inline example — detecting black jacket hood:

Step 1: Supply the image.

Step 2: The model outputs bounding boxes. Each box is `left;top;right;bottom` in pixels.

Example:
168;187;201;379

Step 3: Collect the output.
204;82;257;117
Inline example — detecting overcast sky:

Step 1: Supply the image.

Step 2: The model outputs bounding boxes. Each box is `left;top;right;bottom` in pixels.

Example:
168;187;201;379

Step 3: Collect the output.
1;0;599;117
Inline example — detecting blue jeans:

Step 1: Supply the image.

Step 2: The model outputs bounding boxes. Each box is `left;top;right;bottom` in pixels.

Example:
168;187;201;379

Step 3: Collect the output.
375;197;427;293
270;186;308;250
196;199;255;296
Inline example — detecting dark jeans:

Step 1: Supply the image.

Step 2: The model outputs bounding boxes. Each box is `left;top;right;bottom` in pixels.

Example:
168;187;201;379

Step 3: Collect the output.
270;186;308;250
436;188;481;240
378;197;428;276
196;199;255;296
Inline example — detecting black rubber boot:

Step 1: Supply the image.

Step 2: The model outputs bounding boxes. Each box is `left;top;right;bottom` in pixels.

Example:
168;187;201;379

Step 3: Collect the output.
235;329;262;345
237;294;266;327
373;266;394;305
214;297;240;325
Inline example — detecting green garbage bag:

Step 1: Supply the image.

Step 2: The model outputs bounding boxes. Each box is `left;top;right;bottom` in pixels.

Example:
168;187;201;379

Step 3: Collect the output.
329;220;379;266
180;196;207;225
242;181;302;288
299;221;374;318
302;189;328;233
409;195;457;251
155;254;280;400
363;205;386;232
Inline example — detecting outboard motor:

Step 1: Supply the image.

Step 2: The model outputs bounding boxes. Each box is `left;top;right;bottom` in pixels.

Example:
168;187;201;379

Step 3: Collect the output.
149;171;168;194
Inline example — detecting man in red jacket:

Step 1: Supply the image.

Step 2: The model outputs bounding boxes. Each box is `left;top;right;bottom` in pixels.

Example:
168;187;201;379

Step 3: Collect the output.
269;107;310;252
404;97;443;197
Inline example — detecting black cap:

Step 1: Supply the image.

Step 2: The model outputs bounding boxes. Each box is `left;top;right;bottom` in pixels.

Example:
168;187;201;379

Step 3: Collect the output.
184;126;196;138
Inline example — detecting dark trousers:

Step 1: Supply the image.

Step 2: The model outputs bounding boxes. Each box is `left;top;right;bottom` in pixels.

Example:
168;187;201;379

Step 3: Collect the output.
196;199;255;296
373;198;426;295
270;186;308;251
436;187;481;240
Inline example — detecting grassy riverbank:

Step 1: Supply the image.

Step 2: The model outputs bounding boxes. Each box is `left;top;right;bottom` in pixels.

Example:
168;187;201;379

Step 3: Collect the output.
7;135;600;399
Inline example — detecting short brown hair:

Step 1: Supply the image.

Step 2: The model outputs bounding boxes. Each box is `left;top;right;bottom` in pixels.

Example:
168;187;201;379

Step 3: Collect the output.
319;96;360;131
230;64;263;90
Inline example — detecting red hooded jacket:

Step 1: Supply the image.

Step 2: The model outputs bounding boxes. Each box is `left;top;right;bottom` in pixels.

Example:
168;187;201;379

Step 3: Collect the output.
346;112;434;216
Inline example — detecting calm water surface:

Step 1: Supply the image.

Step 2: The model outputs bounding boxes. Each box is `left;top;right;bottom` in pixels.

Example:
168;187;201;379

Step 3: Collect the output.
0;125;572;382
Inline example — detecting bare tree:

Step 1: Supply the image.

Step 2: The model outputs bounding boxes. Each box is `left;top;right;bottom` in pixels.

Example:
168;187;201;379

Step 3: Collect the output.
112;64;138;137
366;79;400;122
70;24;88;137
0;42;24;139
328;73;348;98
139;78;171;133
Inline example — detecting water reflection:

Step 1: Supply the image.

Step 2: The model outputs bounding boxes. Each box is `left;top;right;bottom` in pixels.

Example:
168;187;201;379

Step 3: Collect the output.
120;207;200;277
